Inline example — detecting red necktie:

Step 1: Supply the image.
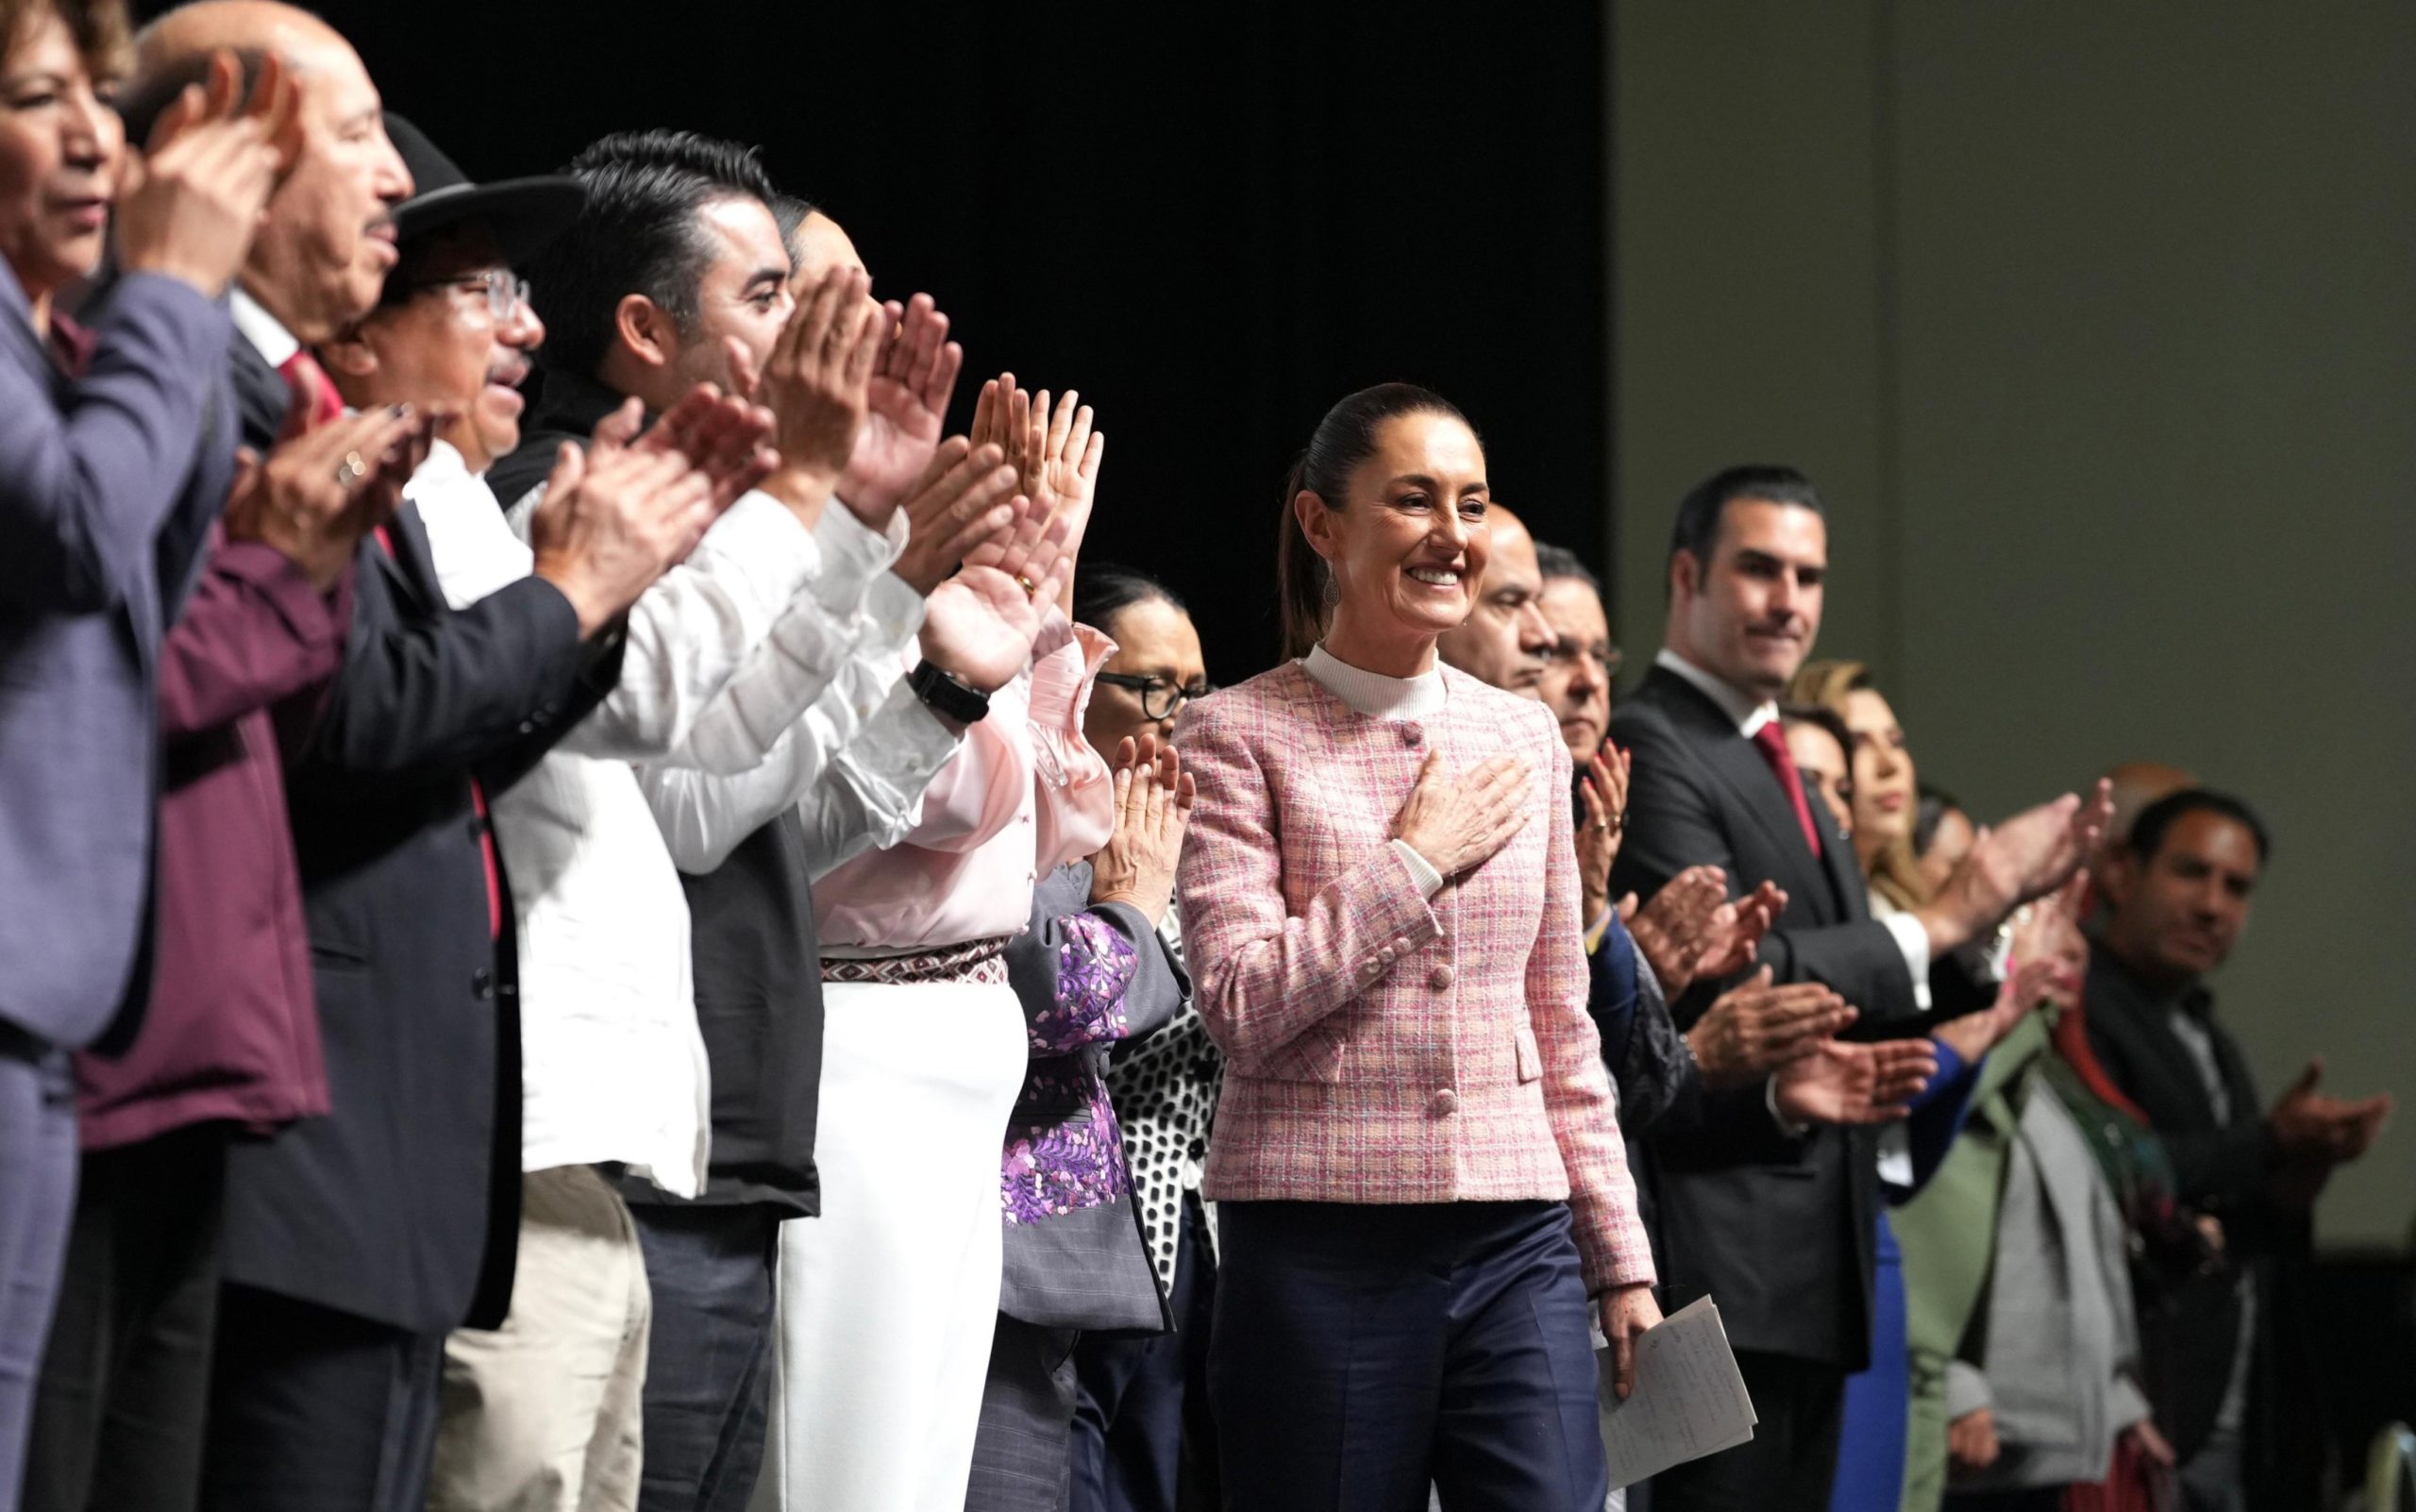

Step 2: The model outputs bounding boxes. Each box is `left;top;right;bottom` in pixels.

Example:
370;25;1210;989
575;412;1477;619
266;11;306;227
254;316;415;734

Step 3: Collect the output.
277;349;344;440
367;523;506;942
1750;718;1826;860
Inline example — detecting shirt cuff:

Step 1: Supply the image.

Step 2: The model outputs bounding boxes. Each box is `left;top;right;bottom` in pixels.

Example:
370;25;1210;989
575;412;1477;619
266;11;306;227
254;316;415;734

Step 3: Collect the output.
1881;909;1935;1012
863;569;926;656
812;498;907;615
1766;1074;1809;1138
858;679;963;788
1029;622;1115;731
1391;839;1445;899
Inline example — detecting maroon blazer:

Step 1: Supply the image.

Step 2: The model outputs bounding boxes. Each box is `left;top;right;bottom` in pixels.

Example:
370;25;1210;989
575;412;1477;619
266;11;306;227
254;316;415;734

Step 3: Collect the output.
75;535;347;1151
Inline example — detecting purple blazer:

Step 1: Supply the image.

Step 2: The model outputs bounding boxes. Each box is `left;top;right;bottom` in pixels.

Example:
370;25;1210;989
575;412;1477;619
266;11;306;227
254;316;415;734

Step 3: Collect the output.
75;535;348;1150
0;263;235;1052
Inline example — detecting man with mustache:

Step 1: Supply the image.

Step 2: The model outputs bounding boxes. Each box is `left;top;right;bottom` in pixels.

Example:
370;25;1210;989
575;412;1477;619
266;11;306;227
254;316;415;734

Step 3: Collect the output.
129;0;410;450
2086;788;2389;1512
1609;466;2106;1510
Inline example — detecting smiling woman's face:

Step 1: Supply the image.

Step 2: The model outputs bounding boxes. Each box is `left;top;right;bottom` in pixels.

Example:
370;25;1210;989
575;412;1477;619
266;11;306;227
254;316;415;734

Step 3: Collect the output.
1300;411;1492;663
0;6;124;309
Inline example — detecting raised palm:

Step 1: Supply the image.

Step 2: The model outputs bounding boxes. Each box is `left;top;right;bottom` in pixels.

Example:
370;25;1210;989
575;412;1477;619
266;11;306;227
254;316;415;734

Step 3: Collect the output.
919;566;1041;695
841;294;963;514
1774;1038;1936;1126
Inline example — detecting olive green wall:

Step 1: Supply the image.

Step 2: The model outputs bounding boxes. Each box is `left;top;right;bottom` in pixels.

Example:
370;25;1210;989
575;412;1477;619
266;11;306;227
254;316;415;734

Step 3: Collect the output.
1608;1;2416;1245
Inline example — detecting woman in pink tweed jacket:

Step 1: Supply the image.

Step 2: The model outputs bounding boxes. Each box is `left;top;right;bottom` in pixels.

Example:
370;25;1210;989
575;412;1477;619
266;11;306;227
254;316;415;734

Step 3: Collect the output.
1173;384;1656;1510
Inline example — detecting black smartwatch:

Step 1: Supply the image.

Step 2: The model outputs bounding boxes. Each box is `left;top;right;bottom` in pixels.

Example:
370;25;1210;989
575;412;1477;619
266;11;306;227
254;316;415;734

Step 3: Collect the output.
907;659;991;725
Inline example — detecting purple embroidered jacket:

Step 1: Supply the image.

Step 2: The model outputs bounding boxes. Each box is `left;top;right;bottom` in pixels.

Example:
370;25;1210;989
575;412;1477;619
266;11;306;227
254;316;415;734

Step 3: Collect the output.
998;860;1191;1332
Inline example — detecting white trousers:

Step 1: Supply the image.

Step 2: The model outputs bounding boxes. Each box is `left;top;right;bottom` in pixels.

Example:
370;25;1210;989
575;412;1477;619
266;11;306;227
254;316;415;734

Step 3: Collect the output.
754;979;1029;1512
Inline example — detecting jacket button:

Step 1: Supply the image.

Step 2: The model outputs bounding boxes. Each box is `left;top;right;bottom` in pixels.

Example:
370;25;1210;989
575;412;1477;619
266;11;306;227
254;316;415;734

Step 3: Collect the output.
1429;965;1454;990
1428;1088;1459;1117
472;967;495;1000
1400;722;1422;746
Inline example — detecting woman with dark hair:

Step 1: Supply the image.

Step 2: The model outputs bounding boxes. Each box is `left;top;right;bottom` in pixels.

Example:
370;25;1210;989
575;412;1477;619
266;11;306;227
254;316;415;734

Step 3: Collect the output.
1064;563;1223;1512
1174;383;1656;1510
0;12;285;1504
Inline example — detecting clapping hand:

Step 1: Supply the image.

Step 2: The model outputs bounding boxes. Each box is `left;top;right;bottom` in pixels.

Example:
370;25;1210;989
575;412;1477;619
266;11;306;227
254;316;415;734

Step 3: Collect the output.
969;374;1103;612
1575;747;1631;924
1928;780;2114;951
1622;867;1787;999
116;49;298;299
837;293;964;520
224;405;437;589
1089;734;1198;926
914;496;1076;699
1684;966;1859;1090
528;430;718;637
2266;1056;2392;1205
1774;1035;1938;1126
735;265;882;523
590;384;776;517
891;438;1027;596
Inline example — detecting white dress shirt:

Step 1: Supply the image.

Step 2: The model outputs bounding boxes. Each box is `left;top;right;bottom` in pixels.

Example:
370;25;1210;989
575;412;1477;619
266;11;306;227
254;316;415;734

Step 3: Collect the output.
1653;647;1936;991
411;445;912;1193
230;286;298;368
639;563;962;880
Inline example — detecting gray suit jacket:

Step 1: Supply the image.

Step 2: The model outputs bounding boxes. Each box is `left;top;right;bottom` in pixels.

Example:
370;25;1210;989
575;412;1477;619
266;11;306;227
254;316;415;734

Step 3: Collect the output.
0;263;234;1051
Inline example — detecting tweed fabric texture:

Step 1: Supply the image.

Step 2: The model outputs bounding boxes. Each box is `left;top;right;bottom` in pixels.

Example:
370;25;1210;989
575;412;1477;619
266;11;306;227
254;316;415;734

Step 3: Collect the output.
1171;661;1653;1292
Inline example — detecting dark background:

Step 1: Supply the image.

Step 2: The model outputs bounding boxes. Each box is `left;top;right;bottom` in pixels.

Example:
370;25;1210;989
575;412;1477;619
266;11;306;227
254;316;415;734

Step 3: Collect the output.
286;0;1613;681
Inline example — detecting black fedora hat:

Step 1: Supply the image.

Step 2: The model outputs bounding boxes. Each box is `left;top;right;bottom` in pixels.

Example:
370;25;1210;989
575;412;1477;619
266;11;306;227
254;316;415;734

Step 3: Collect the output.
385;112;584;268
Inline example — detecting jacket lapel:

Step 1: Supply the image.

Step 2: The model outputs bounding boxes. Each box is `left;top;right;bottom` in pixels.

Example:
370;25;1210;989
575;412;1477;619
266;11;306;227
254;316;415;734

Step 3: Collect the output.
373;500;441;613
1645;667;1836;908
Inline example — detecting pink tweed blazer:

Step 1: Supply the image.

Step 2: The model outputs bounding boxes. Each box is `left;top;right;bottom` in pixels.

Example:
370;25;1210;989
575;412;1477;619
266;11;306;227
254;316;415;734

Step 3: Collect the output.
1172;660;1653;1292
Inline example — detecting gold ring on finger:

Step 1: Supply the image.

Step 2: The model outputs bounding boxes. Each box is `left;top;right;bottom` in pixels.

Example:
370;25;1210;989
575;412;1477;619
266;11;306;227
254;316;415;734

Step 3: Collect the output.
1015;574;1039;597
333;451;368;488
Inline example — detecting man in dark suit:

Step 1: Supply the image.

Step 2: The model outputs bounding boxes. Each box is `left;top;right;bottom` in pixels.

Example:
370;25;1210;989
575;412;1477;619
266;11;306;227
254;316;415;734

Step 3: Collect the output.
2086;788;2388;1512
1609;465;2103;1509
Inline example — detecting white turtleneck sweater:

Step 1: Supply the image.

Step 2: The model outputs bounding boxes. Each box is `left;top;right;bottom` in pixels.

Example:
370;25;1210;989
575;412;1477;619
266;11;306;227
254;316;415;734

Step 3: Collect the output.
1300;643;1448;897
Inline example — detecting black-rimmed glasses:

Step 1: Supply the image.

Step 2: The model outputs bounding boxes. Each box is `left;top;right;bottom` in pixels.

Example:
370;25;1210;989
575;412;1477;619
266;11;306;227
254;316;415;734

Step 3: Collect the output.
1095;673;1215;721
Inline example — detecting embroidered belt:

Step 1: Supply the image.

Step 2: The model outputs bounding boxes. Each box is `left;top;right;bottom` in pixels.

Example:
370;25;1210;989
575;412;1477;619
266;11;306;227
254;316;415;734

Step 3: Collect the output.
820;935;1011;987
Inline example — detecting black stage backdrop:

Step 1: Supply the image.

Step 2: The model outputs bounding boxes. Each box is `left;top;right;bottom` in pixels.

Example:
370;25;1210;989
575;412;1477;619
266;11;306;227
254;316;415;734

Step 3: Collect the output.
292;1;1609;680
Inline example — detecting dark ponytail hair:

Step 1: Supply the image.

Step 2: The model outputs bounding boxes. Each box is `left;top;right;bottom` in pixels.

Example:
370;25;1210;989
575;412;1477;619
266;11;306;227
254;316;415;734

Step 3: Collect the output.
1073;561;1186;639
1276;382;1472;661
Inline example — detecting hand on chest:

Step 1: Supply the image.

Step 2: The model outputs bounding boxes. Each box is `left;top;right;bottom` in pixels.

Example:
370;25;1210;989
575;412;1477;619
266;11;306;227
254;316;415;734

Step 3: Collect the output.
1274;713;1551;918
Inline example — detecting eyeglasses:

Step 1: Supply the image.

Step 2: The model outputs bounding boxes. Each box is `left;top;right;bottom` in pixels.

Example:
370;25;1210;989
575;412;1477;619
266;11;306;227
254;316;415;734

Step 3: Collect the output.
1545;640;1624;679
1095;673;1215;721
412;269;529;322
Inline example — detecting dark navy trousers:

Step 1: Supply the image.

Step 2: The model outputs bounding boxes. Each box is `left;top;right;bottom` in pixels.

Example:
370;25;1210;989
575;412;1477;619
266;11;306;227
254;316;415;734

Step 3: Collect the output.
1210;1199;1608;1512
1070;1193;1219;1512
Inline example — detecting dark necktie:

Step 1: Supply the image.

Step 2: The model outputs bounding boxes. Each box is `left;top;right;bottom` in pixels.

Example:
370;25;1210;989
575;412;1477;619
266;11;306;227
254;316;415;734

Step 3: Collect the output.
1750;718;1825;860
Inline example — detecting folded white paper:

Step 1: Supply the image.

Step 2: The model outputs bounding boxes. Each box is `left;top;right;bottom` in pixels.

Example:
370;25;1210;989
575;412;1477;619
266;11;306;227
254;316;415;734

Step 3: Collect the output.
1596;1296;1758;1488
